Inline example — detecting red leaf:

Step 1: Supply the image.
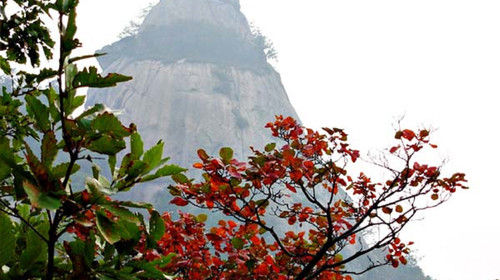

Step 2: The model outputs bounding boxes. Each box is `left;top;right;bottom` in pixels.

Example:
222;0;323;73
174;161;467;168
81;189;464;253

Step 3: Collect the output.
251;235;261;246
389;145;400;153
170;197;188;206
419;130;429;138
285;183;297;193
206;200;214;209
197;149;209;161
290;170;303;182
401;129;416;141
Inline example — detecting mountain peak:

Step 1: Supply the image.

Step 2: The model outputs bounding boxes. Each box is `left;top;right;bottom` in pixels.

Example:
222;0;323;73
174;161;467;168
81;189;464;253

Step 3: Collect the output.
140;0;248;37
98;0;270;71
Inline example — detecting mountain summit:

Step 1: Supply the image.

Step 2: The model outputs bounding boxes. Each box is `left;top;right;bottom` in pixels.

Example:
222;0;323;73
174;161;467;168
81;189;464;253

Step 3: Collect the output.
86;0;299;204
140;0;246;36
98;0;272;71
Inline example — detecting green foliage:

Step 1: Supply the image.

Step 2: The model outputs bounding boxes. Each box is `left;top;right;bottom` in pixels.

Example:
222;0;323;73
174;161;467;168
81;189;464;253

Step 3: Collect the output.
100;22;274;73
0;213;16;267
0;1;185;279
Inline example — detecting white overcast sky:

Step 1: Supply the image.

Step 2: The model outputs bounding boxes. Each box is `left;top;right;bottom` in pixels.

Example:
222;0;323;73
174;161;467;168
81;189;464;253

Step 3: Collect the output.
75;1;499;279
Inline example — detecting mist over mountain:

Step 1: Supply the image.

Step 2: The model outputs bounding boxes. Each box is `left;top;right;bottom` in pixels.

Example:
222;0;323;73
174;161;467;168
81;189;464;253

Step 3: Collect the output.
85;0;433;279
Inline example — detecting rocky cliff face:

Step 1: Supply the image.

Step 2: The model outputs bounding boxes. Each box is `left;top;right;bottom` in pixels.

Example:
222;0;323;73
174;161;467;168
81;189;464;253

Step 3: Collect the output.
86;1;432;279
86;0;298;204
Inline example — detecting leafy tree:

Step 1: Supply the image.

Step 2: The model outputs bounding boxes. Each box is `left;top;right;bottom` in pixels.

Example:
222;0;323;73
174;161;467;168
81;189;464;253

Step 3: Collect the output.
1;1;184;279
163;116;467;280
0;1;467;280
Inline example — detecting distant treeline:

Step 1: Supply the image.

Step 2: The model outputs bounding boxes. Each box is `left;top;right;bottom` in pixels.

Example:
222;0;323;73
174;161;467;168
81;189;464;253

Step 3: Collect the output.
99;21;273;73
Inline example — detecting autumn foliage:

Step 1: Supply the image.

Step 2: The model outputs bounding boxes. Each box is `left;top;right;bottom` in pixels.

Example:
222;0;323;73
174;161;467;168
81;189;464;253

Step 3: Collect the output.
161;116;467;280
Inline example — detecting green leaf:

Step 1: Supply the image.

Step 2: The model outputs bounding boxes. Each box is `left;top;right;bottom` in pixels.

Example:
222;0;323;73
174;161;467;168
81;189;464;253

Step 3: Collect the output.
0;138;14;181
127;160;147;178
118;201;153;209
41;131;58;167
0;159;10;182
23;180;61;210
101;205;140;225
132;260;170;279
87;135;126;155
96;215;120;244
195;213;208;223
154;164;186;177
76;103;105;120
172;173;190;184
43;87;60;121
73;66;132;89
65;238;95;274
56;0;78;14
149;210;165;242
60;7;79;55
116;219;141;241
130;132;143;160
91;112;131;138
92;164;100;179
64;63;78;114
24;68;58;85
143;141;164;172
219;147;233;163
0;57;12;75
0;213;16;267
255;199;270;209
108;155;117;178
85;178;106;203
20;222;48;269
25;94;50;132
265;142;276;152
24;142;47;178
150;253;176;268
72;95;86;112
231;237;245;250
52;162;80;179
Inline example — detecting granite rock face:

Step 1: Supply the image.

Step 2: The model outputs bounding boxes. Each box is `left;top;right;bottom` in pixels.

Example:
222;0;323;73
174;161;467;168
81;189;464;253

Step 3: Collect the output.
86;0;299;204
89;60;298;176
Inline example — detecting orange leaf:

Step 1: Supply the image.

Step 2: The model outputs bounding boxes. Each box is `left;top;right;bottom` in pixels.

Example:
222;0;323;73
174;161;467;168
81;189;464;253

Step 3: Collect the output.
192;162;203;169
250;235;261;246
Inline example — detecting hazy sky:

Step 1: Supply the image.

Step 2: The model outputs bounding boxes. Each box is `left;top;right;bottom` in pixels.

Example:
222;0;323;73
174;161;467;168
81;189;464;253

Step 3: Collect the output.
75;1;499;279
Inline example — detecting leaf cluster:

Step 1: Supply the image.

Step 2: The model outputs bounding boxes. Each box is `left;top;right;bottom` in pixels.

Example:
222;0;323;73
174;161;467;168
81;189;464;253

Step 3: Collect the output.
0;1;184;279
